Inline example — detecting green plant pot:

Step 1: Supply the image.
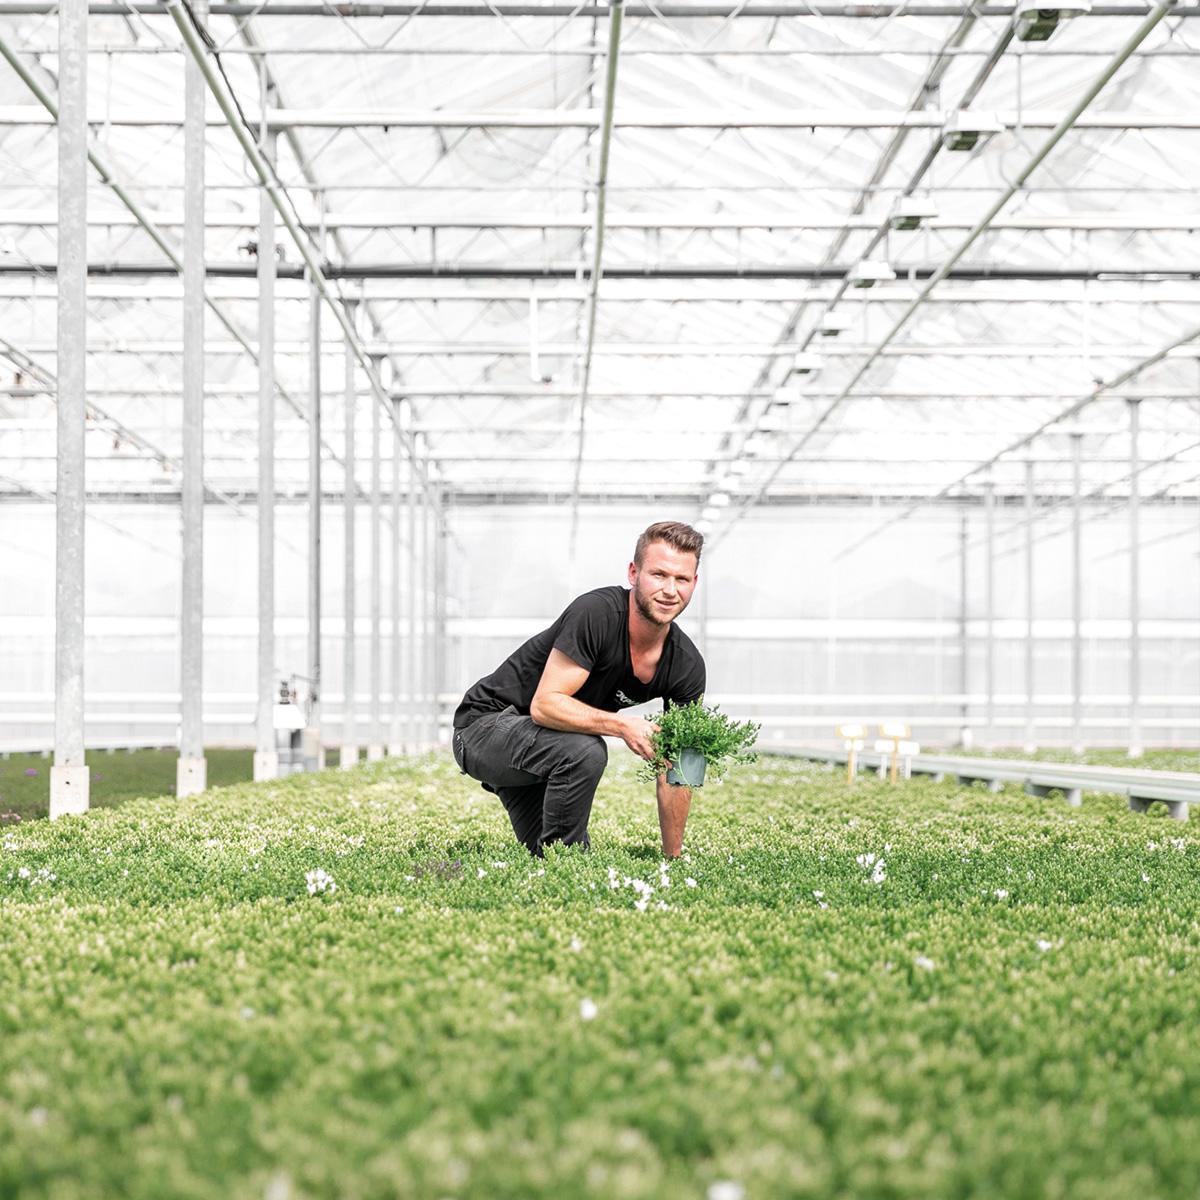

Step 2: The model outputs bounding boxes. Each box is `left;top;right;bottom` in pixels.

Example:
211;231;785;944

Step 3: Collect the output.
666;748;707;788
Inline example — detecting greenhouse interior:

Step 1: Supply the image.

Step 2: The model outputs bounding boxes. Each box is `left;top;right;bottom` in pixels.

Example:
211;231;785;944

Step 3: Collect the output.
1;0;1199;1196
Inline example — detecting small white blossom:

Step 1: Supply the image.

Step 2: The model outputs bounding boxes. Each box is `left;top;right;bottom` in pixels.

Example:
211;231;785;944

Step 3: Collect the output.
305;868;336;896
1035;939;1053;952
17;866;30;879
579;998;598;1021
812;890;824;899
1140;872;1150;883
686;877;698;888
915;955;935;971
569;936;583;952
994;888;1009;900
477;868;487;879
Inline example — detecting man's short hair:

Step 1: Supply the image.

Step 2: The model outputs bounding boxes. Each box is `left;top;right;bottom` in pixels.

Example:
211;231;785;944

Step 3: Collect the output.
634;521;704;568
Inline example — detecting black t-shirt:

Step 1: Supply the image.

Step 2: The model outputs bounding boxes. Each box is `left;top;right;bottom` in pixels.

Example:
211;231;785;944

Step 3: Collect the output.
454;585;706;730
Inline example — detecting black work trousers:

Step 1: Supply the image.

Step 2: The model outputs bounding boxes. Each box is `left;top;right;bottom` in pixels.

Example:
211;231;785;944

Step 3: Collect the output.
452;705;607;856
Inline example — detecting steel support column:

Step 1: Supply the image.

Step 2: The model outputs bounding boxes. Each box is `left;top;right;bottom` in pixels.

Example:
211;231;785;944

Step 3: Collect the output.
421;475;433;748
303;280;324;770
253;129;278;782
1071;432;1084;754
1128;398;1143;757
367;353;384;760
407;435;419;750
49;0;88;819
1023;460;1036;754
433;488;446;748
984;480;995;747
388;398;403;755
340;305;358;770
958;506;970;748
177;0;207;799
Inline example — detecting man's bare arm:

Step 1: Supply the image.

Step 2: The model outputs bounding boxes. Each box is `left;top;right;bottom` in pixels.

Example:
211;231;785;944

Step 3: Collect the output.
656;773;692;858
530;648;657;760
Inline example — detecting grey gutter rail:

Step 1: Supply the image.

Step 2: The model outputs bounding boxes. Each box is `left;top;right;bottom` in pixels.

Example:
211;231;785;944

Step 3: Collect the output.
773;747;1199;822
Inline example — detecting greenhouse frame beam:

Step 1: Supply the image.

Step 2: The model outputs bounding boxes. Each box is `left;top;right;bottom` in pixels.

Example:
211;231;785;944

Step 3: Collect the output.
163;0;447;527
717;0;1180;555
0;2;1193;16
8;211;1200;233
833;318;1200;562
4;105;1200;130
568;0;624;540
5;263;1199;282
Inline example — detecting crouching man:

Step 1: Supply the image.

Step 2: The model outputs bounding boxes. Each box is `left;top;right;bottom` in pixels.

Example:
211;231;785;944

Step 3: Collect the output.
452;521;706;858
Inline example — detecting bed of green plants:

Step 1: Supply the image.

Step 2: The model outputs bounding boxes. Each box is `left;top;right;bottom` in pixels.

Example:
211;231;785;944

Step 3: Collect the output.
0;748;255;824
957;746;1200;774
3;752;1199;1199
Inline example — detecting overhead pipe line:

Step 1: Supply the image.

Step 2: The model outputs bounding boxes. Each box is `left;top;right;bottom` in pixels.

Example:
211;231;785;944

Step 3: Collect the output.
163;0;446;525
232;18;446;509
833;313;1200;562
692;7;989;523
9;263;1198;282
4;105;1199;130
0;26;342;464
568;0;625;561
942;436;1200;564
0;334;307;547
1;3;1195;15
710;0;1179;554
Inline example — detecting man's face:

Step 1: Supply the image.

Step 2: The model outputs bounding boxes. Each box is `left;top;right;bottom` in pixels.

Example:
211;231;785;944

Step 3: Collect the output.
628;541;699;627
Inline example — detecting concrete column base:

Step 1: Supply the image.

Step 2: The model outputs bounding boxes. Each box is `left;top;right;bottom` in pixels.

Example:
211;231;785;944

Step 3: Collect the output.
366;744;385;762
177;756;207;798
301;728;323;773
50;764;90;820
253;750;279;782
340;745;359;770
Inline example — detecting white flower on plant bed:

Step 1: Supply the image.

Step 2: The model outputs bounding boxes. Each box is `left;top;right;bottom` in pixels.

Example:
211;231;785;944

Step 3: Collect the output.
305;868;336;896
579;998;599;1021
856;852;887;885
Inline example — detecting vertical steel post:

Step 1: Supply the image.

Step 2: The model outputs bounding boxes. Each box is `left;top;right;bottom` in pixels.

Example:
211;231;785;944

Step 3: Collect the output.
422;481;434;747
434;491;447;749
50;0;88;819
388;398;403;755
304;280;324;770
253;126;278;782
1128;397;1142;757
1023;459;1036;754
368;358;384;760
957;505;970;748
339;304;358;770
407;434;419;750
177;0;207;799
1071;432;1083;754
984;480;995;748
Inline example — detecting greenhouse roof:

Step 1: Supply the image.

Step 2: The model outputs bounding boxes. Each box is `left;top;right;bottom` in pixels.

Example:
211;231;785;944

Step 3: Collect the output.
1;0;1198;545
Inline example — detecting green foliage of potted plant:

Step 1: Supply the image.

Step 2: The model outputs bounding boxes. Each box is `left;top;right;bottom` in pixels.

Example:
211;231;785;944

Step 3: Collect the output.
636;699;761;788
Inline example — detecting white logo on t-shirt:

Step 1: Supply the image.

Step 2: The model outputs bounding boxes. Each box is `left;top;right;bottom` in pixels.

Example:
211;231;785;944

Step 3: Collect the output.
615;690;636;706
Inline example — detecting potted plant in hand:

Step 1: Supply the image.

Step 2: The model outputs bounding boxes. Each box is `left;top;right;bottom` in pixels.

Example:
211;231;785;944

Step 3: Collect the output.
636;699;761;788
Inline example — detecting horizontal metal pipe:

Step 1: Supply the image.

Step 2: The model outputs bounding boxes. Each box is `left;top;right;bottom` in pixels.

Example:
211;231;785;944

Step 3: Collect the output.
4;209;1199;232
0;2;1193;15
2;263;1196;282
2;104;1197;129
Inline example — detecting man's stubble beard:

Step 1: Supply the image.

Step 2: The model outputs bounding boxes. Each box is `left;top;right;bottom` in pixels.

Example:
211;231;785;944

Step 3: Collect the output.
633;585;686;628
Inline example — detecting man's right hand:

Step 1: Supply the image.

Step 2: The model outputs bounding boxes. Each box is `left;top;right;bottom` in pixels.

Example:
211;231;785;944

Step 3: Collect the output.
617;716;659;762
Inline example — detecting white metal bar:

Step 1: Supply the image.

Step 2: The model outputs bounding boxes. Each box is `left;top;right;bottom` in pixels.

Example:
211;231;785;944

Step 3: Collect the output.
340;306;358;770
368;354;383;759
305;282;323;770
177;0;207;799
1129;398;1143;757
1071;433;1084;754
1023;461;1036;754
254;130;277;783
50;0;89;820
389;396;402;755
